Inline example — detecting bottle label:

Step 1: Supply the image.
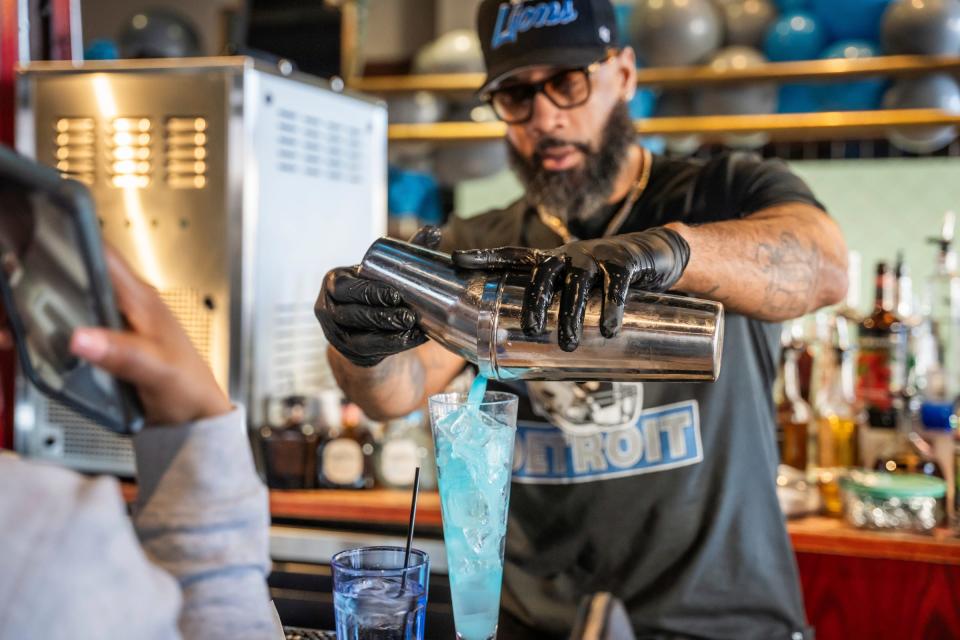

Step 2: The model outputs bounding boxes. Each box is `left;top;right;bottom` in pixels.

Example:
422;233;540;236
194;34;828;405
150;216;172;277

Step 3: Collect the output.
857;335;905;410
381;440;419;486
322;439;363;485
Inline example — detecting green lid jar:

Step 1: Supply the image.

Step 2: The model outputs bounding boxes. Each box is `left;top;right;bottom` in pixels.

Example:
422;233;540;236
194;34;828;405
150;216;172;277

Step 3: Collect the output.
840;471;945;533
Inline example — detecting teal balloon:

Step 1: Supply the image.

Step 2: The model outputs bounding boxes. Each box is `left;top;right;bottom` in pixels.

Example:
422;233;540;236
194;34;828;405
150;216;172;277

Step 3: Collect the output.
763;12;827;61
84;39;119;60
630;60;658;119
817;40;886;111
778;84;819;113
811;0;891;41
614;3;633;47
629;88;657;119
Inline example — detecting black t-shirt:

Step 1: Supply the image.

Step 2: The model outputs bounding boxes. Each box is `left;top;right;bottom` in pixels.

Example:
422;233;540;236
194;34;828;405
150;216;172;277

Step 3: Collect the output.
438;151;824;640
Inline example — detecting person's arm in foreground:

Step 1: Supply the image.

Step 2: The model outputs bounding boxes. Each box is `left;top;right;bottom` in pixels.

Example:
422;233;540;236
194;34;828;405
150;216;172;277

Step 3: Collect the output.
0;247;280;640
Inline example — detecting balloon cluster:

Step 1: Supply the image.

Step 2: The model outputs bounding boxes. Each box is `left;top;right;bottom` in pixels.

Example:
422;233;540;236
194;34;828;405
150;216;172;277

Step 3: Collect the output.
388;29;508;184
620;0;960;153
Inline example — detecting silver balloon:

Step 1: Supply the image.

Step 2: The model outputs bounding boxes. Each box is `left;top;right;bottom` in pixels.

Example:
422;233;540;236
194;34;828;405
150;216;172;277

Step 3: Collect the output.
386;92;447;173
882;0;960;56
413;29;485;74
719;0;778;47
655;90;703;155
883;73;960;154
118;8;202;58
434;104;508;185
631;0;723;67
413;29;485;102
693;47;778;115
387;91;448;124
693;46;776;148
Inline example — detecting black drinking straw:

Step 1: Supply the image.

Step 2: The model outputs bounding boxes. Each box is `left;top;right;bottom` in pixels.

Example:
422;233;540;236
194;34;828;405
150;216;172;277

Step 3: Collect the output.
400;466;422;594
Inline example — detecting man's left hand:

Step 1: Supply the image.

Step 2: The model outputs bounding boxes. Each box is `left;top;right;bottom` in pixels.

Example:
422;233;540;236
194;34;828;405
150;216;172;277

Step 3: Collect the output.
452;227;690;352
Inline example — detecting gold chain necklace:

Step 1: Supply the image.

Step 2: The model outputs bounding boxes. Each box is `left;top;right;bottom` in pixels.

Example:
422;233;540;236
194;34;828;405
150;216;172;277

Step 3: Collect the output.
536;146;652;243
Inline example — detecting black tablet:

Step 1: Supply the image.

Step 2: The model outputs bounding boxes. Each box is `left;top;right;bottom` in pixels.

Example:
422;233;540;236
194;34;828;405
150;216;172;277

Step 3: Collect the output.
0;144;144;435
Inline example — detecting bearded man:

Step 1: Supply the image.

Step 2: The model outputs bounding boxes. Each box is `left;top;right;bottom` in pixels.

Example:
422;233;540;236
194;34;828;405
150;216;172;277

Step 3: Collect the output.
316;1;848;638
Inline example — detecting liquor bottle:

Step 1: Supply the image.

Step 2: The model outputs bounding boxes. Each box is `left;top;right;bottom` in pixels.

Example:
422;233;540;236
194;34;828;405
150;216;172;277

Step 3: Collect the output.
857;261;908;467
317;402;376;489
813;315;860;515
777;323;813;471
874;418;945;479
259;395;320;490
921;211;960;403
375;410;438;491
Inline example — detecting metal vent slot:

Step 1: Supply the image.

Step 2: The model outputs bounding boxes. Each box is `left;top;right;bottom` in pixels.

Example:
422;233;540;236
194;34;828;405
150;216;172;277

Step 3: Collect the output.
274;111;367;183
165;116;208;189
159;288;213;363
277;109;298;174
107;117;152;189
270;302;333;395
54;118;96;184
48;402;135;465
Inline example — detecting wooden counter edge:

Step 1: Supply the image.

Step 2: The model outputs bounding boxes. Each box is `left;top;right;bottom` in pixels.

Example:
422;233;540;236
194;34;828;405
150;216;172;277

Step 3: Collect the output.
119;484;960;565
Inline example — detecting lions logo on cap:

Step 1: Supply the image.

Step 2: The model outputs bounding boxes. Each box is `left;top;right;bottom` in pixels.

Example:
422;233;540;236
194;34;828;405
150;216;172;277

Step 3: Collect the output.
491;0;579;50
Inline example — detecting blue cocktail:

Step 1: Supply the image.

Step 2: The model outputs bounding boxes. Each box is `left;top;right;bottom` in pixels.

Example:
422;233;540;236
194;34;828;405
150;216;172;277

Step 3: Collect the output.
429;387;518;640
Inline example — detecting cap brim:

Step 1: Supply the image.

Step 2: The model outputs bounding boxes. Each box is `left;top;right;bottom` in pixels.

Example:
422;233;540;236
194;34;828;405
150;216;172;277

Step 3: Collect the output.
479;46;608;96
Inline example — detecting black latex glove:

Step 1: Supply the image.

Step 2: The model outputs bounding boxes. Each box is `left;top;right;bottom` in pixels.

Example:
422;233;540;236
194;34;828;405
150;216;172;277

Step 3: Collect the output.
315;226;442;367
452;227;690;352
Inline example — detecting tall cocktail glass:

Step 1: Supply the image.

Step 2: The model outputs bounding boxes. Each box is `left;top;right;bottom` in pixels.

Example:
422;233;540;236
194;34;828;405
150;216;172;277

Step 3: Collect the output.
428;391;518;640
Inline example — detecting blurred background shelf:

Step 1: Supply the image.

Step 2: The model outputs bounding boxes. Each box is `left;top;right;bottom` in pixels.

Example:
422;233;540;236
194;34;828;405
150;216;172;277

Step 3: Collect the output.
353;54;960;94
388;109;960;143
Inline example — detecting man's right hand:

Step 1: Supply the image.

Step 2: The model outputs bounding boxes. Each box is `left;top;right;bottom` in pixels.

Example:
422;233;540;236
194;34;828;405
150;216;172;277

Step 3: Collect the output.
315;225;441;368
315;266;427;368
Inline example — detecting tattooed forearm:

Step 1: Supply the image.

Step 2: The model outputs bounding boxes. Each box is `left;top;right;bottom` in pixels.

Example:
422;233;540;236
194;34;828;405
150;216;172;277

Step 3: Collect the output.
327;341;466;421
328;348;425;420
666;204;847;322
754;231;822;317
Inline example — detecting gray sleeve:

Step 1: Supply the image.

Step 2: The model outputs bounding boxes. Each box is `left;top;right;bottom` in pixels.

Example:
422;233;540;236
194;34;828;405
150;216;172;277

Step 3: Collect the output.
132;406;282;640
0;457;183;639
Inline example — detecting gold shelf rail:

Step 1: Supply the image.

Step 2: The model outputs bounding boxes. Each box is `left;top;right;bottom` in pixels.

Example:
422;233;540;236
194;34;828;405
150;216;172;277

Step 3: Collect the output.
388;109;960;144
353;55;960;94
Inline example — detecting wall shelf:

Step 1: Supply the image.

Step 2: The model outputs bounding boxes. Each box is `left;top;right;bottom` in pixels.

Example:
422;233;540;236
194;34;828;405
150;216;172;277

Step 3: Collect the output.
352;55;960;94
388;109;960;144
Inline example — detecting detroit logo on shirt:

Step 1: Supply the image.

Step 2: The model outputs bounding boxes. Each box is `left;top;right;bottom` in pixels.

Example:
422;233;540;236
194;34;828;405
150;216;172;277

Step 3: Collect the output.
512;398;704;485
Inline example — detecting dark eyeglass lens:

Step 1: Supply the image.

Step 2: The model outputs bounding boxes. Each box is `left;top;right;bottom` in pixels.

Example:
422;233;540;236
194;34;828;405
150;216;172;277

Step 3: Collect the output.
492;85;534;122
545;70;589;106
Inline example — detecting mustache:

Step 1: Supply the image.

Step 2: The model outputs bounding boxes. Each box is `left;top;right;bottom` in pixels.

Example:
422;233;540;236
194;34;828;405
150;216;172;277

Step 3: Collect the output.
534;137;591;157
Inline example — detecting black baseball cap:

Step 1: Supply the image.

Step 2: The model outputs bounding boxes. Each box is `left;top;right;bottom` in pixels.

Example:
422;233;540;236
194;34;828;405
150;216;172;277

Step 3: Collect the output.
477;0;619;96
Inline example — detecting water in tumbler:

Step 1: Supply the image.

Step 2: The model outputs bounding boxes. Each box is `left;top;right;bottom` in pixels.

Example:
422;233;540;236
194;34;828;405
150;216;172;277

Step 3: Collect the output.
334;576;427;640
433;378;516;640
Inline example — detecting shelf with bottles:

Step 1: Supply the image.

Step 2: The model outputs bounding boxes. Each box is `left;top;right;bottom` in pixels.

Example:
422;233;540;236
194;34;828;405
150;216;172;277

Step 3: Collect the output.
775;227;960;531
256;393;438;494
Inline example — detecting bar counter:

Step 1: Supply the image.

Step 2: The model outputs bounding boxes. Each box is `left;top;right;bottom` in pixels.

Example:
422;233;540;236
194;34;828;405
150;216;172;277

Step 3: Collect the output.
265;489;960;640
121;485;960;639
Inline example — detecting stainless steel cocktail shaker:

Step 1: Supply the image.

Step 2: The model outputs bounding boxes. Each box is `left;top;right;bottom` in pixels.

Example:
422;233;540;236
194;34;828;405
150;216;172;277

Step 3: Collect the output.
359;237;724;382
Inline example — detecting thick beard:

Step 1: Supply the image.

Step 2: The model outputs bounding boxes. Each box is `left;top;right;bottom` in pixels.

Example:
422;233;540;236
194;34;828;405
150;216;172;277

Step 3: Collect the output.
507;101;635;224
